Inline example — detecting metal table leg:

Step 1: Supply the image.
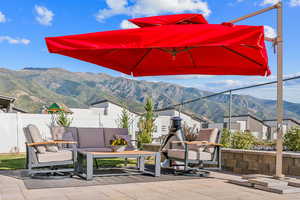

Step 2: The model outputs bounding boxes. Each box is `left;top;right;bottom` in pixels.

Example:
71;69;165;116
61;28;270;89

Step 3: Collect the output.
139;156;145;172
155;152;161;177
86;153;93;180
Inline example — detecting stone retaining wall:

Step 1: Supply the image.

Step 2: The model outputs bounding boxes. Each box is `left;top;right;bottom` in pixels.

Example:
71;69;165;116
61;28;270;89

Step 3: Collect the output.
142;144;300;176
222;148;300;176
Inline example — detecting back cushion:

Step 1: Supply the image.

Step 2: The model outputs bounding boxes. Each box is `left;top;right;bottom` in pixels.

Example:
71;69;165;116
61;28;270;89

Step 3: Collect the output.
51;127;66;140
197;128;219;153
77;128;105;148
27;124;46;153
197;128;218;143
65;127;78;141
104;128;128;146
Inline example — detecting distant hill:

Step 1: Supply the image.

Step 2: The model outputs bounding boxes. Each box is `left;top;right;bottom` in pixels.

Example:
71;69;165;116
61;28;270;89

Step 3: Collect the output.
1;67;300;122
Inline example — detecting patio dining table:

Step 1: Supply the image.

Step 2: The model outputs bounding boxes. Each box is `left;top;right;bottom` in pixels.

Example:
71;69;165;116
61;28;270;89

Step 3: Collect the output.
76;150;161;180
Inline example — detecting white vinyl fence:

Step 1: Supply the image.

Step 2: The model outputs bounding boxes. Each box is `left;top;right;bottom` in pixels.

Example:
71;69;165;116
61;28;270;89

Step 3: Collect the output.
0;112;139;153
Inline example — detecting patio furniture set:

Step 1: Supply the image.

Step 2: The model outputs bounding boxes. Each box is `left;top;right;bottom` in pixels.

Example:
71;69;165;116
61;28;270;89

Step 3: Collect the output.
24;124;221;180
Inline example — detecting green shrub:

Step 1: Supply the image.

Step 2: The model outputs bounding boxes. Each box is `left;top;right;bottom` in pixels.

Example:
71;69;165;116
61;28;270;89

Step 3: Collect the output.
221;128;232;148
284;127;300;151
231;131;255;150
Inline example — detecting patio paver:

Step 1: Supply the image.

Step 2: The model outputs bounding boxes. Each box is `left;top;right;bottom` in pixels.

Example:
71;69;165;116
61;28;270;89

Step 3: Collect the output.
1;171;300;200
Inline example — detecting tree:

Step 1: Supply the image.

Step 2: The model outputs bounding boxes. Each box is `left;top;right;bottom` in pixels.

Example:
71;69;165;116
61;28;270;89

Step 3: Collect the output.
137;98;156;148
117;107;131;129
55;111;73;127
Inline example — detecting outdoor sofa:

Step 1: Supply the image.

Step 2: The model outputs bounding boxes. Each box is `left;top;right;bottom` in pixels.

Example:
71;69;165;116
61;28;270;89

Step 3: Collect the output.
24;125;134;177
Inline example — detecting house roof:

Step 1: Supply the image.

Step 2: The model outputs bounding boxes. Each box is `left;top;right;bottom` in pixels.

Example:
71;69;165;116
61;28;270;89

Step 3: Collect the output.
0;94;16;102
224;114;270;127
90;99;142;115
263;118;300;126
161;107;213;123
12;107;27;113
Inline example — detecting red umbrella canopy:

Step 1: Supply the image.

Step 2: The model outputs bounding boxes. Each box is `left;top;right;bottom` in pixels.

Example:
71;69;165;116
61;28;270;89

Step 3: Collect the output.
45;14;270;77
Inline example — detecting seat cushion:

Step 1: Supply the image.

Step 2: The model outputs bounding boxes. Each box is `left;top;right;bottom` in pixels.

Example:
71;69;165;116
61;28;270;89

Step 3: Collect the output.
37;150;73;163
77;128;105;148
167;149;212;161
78;147;113;152
27;124;46;153
103;128;128;147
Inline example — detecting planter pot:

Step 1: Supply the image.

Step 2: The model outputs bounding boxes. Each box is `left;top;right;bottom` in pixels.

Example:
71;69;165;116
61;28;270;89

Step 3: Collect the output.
112;145;126;152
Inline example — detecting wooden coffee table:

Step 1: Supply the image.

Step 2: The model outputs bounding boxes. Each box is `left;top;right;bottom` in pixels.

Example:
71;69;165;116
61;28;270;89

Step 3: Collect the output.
76;150;161;180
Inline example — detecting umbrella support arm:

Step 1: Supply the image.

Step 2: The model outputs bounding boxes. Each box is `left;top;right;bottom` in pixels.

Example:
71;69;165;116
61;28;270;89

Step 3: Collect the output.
228;3;280;43
229;2;284;178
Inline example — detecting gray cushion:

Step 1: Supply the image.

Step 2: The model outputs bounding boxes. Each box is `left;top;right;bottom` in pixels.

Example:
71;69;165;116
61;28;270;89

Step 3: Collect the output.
62;131;74;141
27;124;46;153
77;128;105;148
197;128;219;153
65;127;78;141
37;150;73;163
51;127;66;140
104;128;128;147
78;147;113;152
197;128;218;143
167;149;212;161
45;144;59;152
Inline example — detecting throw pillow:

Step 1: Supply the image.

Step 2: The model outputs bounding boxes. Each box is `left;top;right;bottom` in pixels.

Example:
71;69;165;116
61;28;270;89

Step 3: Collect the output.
27;124;46;153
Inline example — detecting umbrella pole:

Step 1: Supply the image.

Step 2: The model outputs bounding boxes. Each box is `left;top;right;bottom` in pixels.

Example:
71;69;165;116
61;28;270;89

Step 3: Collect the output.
229;2;284;178
275;1;284;178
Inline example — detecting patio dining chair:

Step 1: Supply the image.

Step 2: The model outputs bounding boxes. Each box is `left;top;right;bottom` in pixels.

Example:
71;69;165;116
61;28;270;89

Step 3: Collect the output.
167;128;222;175
24;124;77;178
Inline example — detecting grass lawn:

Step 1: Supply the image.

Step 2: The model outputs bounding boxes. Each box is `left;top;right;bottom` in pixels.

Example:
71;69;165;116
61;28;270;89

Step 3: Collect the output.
0;154;26;170
0;154;153;170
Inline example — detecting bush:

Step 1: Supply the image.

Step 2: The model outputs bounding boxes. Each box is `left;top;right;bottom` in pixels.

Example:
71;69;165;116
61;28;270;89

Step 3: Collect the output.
231;131;255;150
221;128;232;148
284;127;300;151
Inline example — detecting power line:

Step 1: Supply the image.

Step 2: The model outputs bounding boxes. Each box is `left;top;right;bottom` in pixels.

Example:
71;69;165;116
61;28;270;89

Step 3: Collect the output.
155;75;300;112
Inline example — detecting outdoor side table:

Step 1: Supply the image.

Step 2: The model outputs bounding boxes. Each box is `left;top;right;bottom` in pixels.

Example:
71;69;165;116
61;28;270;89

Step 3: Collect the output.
76;150;161;180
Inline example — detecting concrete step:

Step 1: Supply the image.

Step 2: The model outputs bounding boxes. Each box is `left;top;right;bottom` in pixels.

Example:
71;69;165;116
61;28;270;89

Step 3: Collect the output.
288;179;300;187
248;178;288;187
228;178;254;187
254;184;300;194
241;174;271;180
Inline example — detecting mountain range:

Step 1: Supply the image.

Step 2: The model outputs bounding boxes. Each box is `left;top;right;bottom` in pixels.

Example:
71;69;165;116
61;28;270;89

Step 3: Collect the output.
1;67;300;122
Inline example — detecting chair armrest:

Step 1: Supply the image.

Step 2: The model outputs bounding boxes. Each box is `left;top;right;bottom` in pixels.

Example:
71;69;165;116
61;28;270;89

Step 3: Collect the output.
172;140;222;147
26;141;77;147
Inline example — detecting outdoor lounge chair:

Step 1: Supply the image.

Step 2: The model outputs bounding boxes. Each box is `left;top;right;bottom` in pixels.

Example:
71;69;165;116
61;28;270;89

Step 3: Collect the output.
167;128;222;174
24;124;77;177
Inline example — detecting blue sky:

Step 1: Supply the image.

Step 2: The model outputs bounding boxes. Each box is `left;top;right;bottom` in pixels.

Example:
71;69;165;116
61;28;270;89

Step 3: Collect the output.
1;0;300;102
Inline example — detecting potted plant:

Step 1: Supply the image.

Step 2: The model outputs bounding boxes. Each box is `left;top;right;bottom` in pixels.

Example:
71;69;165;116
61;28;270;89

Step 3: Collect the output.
110;135;128;152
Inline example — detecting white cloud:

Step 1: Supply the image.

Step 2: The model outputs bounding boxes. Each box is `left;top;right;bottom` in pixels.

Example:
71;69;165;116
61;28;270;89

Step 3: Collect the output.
96;0;211;22
260;0;280;6
35;5;54;26
290;0;300;7
0;36;30;45
0;11;6;23
264;25;277;38
120;20;139;29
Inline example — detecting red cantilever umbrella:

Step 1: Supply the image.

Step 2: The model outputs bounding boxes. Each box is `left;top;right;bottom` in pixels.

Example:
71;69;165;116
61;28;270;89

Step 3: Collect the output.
45;14;270;77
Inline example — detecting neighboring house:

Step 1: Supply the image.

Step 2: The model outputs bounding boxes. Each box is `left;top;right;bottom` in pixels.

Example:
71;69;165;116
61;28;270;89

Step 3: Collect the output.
154;109;207;142
70;99;211;144
71;99;141;139
263;118;300;140
0;94;26;113
223;114;271;140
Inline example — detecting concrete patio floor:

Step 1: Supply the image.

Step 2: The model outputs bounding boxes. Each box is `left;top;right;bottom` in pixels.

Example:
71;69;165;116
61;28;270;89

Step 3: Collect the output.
0;171;299;200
